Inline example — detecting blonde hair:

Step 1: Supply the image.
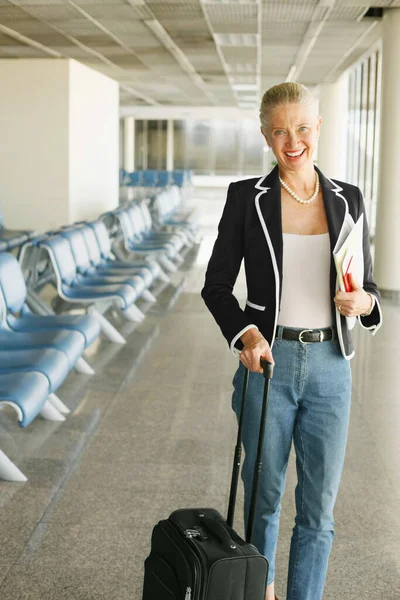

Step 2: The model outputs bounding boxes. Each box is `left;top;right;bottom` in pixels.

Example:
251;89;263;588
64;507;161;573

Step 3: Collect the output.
259;82;318;131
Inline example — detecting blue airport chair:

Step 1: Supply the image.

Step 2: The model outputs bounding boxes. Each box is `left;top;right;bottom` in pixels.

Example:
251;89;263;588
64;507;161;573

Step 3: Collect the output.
60;228;148;305
0;348;70;394
171;170;185;187
80;225;157;296
142;170;158;187
156;171;171;187
148;195;195;249
152;187;197;235
115;209;180;273
87;220;170;284
127;171;142;186
0;328;85;369
0;252;100;349
38;235;145;326
0;253;88;369
136;201;192;249
125;205;185;253
119;168;129;186
0;371;68;482
0;372;50;430
125;204;188;266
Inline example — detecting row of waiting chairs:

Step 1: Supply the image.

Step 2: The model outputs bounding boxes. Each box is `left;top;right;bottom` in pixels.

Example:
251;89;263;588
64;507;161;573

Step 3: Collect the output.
119;169;192;189
0;187;198;482
150;186;197;233
0;251;101;481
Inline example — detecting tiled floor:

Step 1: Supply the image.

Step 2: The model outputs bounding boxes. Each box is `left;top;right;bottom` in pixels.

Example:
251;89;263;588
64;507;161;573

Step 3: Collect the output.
0;187;399;599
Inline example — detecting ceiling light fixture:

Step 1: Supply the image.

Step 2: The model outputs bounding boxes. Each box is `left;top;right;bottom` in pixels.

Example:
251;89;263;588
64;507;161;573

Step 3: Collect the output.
238;102;258;109
239;95;259;102
232;83;258;92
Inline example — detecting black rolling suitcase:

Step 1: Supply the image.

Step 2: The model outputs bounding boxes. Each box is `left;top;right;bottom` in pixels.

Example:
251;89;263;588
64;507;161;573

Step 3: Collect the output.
142;359;274;600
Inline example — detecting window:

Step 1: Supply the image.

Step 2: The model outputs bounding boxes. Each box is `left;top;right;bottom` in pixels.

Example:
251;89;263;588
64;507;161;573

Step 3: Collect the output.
346;45;382;237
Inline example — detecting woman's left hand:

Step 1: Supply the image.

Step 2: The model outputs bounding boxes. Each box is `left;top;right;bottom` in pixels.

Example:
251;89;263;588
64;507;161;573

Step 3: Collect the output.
334;273;372;317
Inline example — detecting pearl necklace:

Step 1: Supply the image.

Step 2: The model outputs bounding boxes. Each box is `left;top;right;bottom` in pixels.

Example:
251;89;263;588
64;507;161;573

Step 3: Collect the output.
279;172;320;205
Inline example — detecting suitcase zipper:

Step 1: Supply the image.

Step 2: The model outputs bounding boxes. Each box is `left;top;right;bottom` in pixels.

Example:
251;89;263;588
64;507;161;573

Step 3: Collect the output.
163;520;204;600
162;520;203;600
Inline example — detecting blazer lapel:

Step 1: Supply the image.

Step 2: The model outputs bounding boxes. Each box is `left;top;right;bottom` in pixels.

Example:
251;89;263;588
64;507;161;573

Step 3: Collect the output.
254;165;283;277
316;166;349;256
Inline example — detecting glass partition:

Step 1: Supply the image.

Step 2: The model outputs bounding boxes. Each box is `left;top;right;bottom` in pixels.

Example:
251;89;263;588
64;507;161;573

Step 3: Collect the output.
131;117;264;176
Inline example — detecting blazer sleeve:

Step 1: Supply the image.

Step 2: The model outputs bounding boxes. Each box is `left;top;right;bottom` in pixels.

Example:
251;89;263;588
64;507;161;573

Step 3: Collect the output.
201;183;257;352
357;187;383;335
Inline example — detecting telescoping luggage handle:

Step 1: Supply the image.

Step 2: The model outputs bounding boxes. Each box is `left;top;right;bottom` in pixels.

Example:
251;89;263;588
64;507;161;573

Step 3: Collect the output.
226;358;274;544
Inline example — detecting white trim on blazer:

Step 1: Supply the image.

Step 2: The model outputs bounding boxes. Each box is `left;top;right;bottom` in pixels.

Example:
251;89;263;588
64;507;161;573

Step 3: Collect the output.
254;176;280;349
246;300;266;311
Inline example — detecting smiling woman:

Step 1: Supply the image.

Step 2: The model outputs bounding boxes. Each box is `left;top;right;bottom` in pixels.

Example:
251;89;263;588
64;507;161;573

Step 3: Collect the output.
260;85;321;205
201;81;382;600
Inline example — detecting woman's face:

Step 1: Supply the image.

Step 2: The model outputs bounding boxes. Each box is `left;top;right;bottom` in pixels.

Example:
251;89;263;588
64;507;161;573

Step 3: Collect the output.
262;102;321;173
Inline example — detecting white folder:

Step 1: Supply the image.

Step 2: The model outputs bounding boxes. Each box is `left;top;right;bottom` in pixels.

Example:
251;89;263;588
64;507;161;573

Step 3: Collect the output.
332;214;364;331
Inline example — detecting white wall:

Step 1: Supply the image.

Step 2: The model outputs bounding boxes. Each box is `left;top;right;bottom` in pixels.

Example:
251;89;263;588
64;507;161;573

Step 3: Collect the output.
68;61;119;223
0;58;119;233
0;59;70;232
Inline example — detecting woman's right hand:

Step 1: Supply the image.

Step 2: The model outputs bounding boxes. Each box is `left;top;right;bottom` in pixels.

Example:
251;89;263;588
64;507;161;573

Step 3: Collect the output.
239;328;274;373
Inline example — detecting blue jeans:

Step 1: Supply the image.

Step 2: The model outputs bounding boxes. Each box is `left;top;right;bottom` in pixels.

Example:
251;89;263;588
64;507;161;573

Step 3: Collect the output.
232;327;352;600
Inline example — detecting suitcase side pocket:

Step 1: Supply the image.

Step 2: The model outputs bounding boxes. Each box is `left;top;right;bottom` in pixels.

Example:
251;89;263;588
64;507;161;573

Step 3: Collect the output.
143;553;180;599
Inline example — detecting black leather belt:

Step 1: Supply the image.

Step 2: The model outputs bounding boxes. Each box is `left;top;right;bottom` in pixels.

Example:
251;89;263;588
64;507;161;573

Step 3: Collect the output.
276;326;336;343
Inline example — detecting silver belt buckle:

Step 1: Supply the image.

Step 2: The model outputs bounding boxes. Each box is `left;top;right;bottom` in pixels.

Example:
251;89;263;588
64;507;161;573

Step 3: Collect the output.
319;329;324;342
299;329;313;344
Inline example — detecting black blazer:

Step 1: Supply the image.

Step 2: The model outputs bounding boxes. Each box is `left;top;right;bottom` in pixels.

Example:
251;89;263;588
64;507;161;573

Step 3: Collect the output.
201;165;382;360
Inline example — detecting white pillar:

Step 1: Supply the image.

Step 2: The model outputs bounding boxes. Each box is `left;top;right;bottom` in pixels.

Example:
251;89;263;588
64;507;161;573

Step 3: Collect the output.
124;117;135;172
167;119;174;171
0;58;119;232
374;9;400;296
142;121;148;170
317;74;349;181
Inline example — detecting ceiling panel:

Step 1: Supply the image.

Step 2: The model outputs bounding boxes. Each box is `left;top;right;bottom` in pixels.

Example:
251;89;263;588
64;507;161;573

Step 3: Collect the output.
122;37;165;48
73;0;127;4
92;19;152;35
0;18;51;33
204;4;257;21
261;23;308;44
0;7;30;20
204;3;257;34
220;45;257;65
262;2;318;22
0;44;48;56
25;32;77;45
14;1;65;5
146;1;203;18
79;4;153;19
17;6;81;21
328;6;367;20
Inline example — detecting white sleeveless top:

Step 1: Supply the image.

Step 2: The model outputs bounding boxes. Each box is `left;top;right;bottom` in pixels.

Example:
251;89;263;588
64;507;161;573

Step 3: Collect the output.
277;233;333;329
